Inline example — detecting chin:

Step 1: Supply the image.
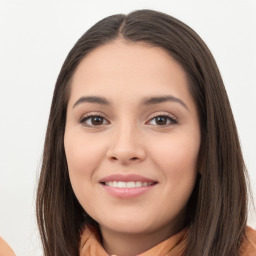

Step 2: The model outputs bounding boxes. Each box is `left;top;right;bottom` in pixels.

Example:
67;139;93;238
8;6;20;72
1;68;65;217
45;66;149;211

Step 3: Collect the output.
103;224;153;235
98;215;161;234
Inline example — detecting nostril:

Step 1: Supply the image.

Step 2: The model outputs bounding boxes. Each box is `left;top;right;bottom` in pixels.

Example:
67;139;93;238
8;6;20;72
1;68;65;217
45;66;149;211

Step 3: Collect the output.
109;156;139;162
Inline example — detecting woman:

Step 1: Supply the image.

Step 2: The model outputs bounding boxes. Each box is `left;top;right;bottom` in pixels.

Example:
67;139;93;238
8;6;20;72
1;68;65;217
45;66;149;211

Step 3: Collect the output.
35;9;256;256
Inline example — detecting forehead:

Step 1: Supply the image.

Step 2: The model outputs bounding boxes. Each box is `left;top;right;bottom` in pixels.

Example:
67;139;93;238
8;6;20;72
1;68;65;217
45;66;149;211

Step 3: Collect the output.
68;40;192;106
73;40;185;80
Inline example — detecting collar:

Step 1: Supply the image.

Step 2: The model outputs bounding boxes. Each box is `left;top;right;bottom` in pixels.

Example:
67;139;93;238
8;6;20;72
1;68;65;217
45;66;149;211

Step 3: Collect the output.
79;225;188;256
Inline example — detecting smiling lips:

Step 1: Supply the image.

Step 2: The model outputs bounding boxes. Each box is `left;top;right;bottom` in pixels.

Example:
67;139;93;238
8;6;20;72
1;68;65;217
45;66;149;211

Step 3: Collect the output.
105;181;154;188
99;174;157;198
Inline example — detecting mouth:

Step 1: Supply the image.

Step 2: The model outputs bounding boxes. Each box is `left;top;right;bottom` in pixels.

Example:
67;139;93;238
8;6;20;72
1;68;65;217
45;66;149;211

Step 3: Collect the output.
101;181;155;188
99;174;158;198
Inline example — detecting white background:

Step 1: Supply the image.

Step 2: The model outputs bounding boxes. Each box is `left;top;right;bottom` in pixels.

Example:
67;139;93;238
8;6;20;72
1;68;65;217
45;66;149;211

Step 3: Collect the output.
0;1;255;255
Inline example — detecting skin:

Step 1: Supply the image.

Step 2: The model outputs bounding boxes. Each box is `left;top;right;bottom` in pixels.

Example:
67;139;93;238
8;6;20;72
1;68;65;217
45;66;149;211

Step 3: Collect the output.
64;40;201;256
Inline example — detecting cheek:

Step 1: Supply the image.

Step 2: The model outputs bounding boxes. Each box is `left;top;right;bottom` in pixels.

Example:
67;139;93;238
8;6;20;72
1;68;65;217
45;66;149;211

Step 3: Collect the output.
65;131;103;170
149;130;200;196
64;132;107;216
151;130;199;171
64;132;105;193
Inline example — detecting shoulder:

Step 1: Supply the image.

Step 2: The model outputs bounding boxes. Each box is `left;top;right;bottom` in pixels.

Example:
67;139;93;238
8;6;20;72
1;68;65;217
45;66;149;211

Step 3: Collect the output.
0;236;16;256
240;226;256;256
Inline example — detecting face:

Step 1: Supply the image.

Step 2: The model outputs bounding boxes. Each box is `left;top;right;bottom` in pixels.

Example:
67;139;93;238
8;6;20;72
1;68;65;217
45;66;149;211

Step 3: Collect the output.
64;40;200;240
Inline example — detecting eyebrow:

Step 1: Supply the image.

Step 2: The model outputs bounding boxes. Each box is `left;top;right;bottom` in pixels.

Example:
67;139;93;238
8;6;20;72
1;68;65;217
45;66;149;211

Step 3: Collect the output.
141;95;188;110
73;95;188;110
73;96;110;108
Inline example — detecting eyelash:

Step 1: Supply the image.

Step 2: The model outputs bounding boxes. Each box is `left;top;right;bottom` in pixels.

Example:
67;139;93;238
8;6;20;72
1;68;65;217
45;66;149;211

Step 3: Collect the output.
80;114;109;127
79;114;177;127
146;115;177;127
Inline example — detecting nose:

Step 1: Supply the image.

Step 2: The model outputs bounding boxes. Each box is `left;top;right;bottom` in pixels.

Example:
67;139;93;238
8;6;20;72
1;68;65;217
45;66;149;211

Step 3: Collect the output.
106;125;146;164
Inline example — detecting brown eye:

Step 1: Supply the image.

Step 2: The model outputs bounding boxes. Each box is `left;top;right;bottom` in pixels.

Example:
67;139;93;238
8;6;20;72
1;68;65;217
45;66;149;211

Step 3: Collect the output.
91;116;104;125
147;115;177;126
155;116;168;125
80;115;109;127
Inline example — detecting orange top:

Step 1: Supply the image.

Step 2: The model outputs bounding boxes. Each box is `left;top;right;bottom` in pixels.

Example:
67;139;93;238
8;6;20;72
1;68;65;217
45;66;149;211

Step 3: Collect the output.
1;226;255;255
79;225;256;256
240;226;256;255
79;225;188;256
0;237;15;256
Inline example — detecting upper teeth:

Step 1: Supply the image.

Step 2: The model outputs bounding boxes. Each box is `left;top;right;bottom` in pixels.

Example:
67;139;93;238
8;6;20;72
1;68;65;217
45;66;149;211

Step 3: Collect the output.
105;181;153;188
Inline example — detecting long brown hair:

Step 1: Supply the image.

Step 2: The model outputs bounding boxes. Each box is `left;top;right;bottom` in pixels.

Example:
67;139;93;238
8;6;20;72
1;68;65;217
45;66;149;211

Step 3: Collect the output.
36;9;248;256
